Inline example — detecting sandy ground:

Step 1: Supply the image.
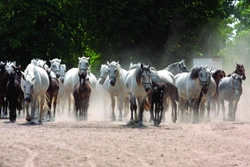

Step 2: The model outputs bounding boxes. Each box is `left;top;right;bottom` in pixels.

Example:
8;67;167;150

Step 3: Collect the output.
1;87;250;167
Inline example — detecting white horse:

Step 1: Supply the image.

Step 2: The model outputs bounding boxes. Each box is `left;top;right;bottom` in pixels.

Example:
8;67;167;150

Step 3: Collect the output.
96;64;110;118
218;73;243;121
21;61;49;124
125;62;152;125
175;65;215;123
102;61;128;121
164;59;189;76
64;56;97;112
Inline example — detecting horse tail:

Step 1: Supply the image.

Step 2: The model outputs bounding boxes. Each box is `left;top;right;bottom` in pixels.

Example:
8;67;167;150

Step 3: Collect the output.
42;93;50;114
174;86;179;102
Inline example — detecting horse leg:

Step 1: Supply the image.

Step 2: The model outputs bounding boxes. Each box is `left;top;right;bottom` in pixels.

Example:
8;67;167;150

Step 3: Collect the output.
171;99;177;123
3;97;8;119
25;101;31;121
228;101;233;121
123;96;129;118
138;99;144;126
220;99;225;120
232;101;238;121
110;95;116;121
30;99;37;124
47;96;52;121
150;101;155;125
117;95;123;121
52;94;58;121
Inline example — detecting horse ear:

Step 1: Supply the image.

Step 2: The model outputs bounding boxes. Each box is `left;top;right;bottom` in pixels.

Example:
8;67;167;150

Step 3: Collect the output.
107;61;110;65
117;61;119;65
59;59;61;63
49;60;52;63
140;63;143;69
148;63;151;68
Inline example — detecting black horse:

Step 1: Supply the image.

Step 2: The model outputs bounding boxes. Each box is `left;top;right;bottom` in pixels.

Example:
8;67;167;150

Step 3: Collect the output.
0;62;8;119
6;65;24;122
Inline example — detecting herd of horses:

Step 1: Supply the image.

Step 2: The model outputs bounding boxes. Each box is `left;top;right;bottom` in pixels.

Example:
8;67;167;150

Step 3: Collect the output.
0;57;246;126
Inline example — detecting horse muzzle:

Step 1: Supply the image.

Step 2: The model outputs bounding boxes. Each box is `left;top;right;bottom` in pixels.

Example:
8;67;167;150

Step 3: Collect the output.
98;78;104;85
25;96;31;103
144;85;151;93
110;78;116;86
56;73;60;78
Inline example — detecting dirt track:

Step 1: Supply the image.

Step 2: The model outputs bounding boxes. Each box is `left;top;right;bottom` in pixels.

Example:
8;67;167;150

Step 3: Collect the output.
1;86;250;167
1;110;250;167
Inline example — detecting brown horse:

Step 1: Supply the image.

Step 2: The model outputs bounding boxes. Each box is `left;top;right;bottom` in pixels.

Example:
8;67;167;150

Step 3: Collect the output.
227;63;246;80
73;74;92;121
46;70;59;121
211;69;226;117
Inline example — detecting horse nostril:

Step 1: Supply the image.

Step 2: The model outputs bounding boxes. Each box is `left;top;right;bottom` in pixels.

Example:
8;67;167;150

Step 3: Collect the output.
56;74;60;78
25;97;31;103
145;87;151;92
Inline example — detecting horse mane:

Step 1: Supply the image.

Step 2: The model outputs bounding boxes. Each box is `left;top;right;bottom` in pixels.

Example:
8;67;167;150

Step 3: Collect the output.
189;66;203;80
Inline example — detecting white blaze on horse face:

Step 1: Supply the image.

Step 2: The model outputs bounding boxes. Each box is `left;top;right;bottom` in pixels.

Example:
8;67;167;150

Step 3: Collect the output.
108;65;118;87
140;66;151;92
23;79;34;103
50;61;61;78
78;57;89;77
98;64;109;85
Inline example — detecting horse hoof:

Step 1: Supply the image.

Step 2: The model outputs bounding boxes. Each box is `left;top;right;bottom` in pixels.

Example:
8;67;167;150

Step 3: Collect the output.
127;120;135;125
9;119;15;123
111;117;116;122
30;122;36;125
38;119;43;124
137;121;143;126
26;117;31;122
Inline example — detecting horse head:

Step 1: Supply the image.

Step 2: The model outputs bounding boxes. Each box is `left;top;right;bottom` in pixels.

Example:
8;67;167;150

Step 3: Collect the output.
22;76;35;103
231;73;243;98
190;66;211;94
212;69;226;85
236;63;246;80
78;56;89;78
50;58;62;78
98;64;109;85
178;59;189;73
5;61;16;75
59;64;66;83
107;61;120;86
136;63;152;93
0;62;6;79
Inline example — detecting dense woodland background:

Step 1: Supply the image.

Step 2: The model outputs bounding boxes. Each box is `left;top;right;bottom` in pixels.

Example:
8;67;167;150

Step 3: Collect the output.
0;0;249;74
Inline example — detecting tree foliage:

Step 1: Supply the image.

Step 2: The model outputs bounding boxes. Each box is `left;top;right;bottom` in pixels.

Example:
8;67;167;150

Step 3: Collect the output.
0;0;238;72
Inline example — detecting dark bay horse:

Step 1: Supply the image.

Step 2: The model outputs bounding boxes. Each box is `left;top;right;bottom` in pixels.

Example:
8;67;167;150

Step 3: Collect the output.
73;74;92;121
149;81;179;125
227;63;246;80
46;70;60;121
